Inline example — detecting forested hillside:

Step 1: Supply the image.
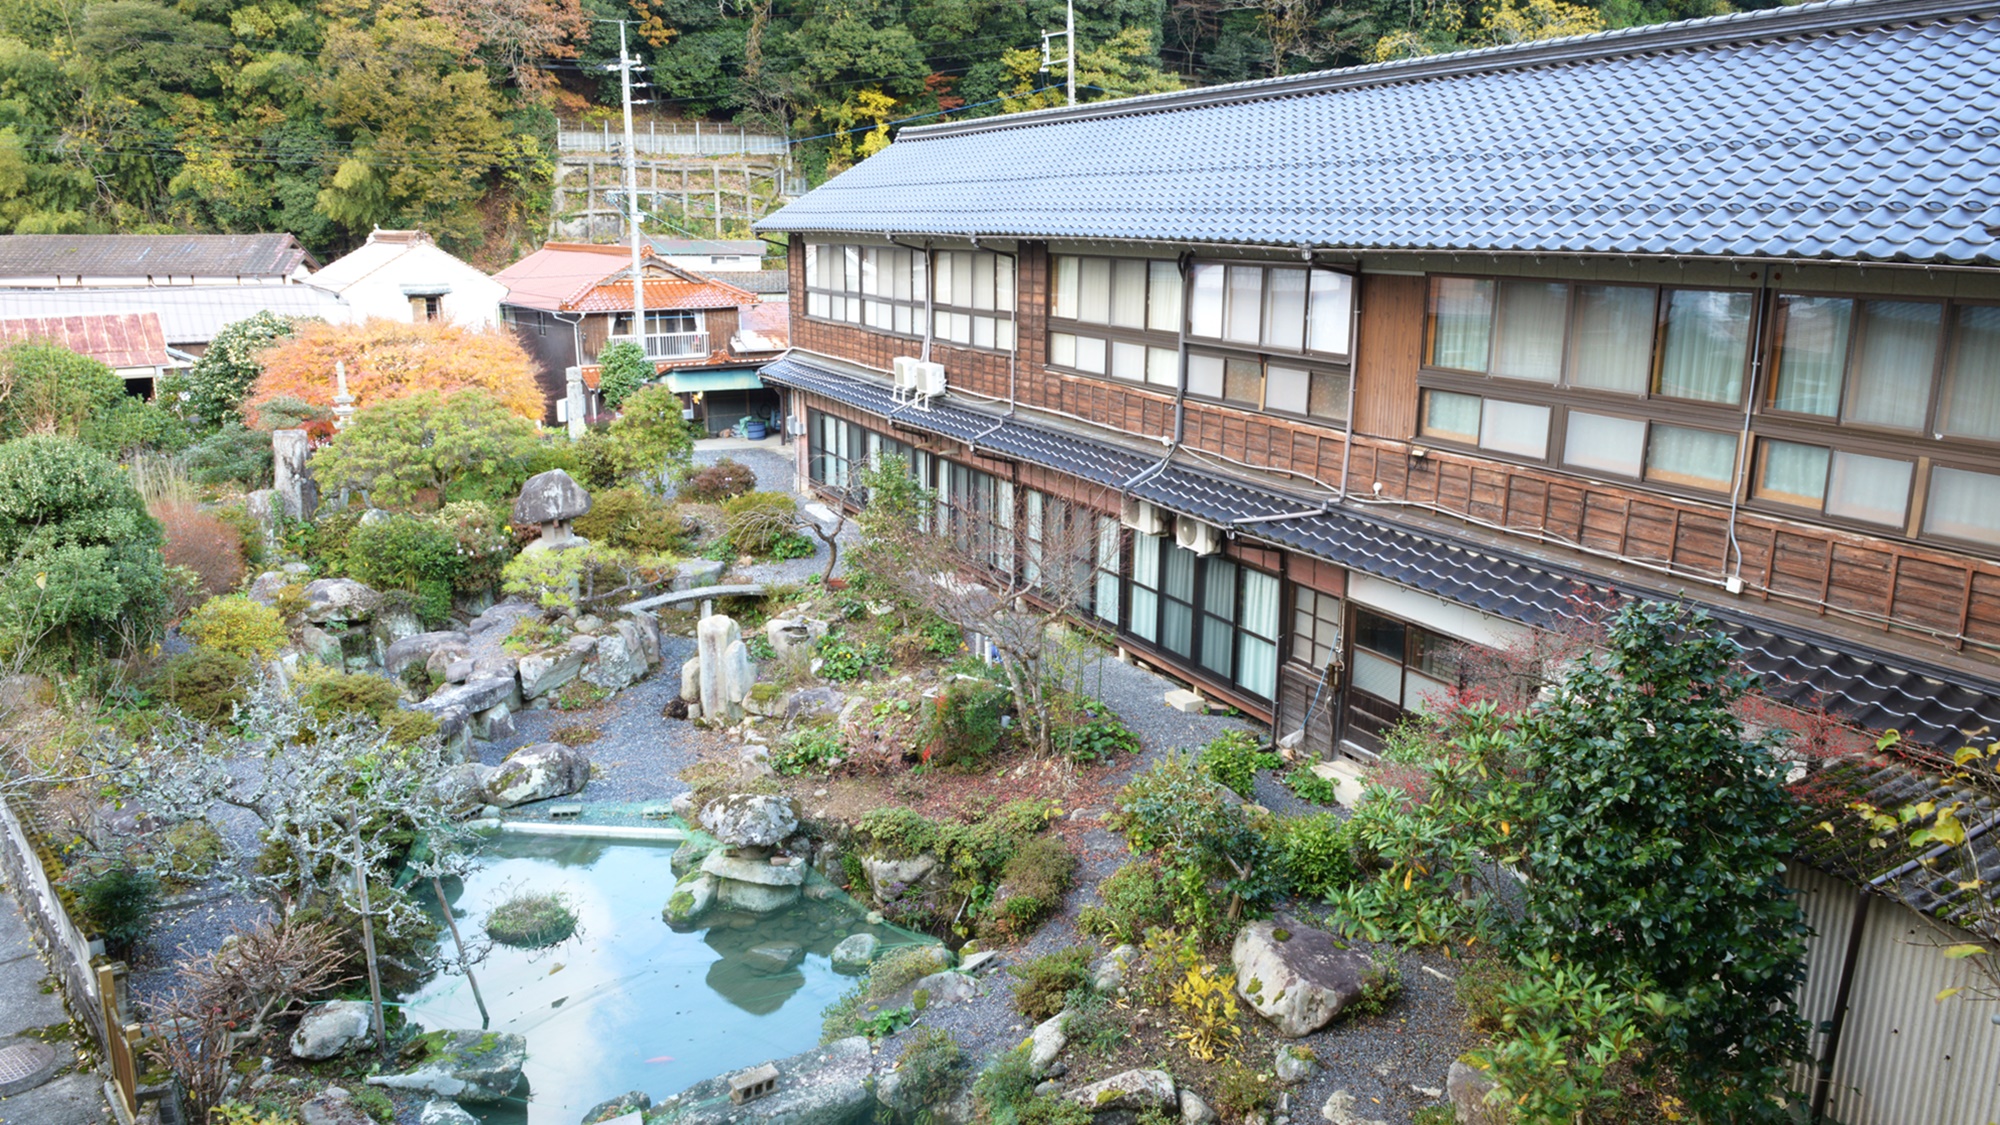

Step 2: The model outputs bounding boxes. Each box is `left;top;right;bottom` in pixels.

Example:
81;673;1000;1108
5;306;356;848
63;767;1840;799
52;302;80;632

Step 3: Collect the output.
0;0;1774;264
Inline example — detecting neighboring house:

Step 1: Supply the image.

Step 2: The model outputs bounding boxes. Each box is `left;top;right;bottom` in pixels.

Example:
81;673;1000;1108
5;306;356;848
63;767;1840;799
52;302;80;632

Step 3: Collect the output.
305;230;505;328
494;242;772;427
0;284;350;358
0;313;175;395
756;4;2000;1117
0;234;317;287
647;237;768;272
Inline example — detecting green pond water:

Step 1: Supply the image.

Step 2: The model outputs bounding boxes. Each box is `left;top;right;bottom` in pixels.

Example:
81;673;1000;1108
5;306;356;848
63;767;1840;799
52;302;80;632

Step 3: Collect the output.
401;833;925;1125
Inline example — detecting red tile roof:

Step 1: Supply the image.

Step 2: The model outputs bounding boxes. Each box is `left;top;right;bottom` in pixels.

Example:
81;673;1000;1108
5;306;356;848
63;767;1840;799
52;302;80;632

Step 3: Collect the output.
0;312;170;369
567;277;756;313
495;242;756;312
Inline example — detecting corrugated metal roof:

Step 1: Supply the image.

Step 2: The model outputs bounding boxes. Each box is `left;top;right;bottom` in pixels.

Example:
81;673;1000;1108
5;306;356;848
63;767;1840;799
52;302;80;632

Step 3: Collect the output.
0;234;317;280
0;312;170;369
759;0;2000;266
761;350;2000;751
0;285;350;345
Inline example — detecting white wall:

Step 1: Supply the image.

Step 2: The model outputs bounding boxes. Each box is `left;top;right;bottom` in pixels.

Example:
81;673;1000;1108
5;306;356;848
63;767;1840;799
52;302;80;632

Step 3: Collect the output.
326;243;506;329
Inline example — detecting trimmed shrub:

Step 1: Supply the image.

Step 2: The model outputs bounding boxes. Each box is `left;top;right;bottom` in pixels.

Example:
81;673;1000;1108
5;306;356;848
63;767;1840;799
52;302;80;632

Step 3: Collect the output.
987;836;1076;940
1199;729;1280;797
182;595;287;660
485;890;578;947
183;424;274;488
596;340;651;410
149;649;249;723
343;513;461;625
72;865;159;960
574;487;684;553
300;671;439;744
1077;859;1177;944
721;490;798;556
680;458;757;503
437;500;515;595
1276;812;1361;900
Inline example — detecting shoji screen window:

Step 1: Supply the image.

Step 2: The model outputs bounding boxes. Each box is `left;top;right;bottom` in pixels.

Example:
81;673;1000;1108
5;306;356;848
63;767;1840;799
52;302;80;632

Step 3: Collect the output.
1049;255;1181;387
931;249;1016;351
1181;261;1353;425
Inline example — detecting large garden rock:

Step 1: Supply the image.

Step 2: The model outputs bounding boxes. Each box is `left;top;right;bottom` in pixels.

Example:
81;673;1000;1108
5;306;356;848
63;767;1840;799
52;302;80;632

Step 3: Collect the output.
700;851;804;913
299;1086;373;1125
786;686;846;723
830;933;878;974
518;637;592;699
418;675;517;720
1231;920;1383;1038
435;763;495;812
663;874;716;927
303;578;379;624
371;605;424;653
289;1001;373;1060
681;657;701;703
650;1035;875;1125
696;615;742;719
699;793;797;847
860;853;945;903
1447;1060;1504;1125
385;632;471;679
483;742;590;808
299;623;345;668
722;639;755;705
621;614;661;666
580;1091;652;1124
1065;1069;1177;1112
417;1102;478;1125
368;1030;526;1102
909;970;983;1006
1029;1010;1070;1077
582;628;646;690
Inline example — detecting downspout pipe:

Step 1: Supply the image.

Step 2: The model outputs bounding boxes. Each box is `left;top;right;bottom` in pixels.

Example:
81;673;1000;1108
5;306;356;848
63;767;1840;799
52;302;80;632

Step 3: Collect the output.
1120;251;1196;496
966;237;1020;452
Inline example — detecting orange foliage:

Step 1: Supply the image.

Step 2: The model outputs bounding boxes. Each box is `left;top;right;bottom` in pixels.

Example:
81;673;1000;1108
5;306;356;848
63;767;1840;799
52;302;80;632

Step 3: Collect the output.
246;319;545;425
155;503;245;597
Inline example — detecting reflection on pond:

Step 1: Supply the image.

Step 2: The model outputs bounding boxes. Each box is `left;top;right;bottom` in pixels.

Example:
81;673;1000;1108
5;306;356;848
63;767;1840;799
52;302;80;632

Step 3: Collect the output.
399;833;924;1125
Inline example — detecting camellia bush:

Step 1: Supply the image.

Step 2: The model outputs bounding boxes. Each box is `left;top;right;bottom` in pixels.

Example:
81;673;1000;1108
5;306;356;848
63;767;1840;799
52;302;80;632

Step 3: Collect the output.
164;310;300;429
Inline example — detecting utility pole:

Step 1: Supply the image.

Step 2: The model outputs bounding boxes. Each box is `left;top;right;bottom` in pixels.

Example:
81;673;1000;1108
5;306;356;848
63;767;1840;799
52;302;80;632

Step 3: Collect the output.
1041;0;1076;107
610;21;647;368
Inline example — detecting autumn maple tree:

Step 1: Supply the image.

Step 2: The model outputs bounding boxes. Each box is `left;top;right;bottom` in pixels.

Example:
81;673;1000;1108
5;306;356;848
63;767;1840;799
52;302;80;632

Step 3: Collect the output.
247;319;545;425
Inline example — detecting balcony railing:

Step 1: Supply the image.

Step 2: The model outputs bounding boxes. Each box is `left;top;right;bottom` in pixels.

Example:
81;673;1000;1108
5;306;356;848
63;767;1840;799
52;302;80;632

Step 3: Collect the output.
602;331;708;362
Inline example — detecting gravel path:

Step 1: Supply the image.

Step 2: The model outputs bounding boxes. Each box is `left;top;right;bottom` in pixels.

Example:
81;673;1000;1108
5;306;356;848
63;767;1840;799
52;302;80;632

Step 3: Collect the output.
688;441;862;590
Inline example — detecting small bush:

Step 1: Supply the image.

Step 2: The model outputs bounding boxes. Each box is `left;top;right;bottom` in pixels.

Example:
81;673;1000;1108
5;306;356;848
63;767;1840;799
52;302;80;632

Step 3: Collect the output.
856;807;941;858
987;835;1075;940
150;649;250;723
817;636;887;682
596;340;652;410
1277;812;1361;900
156;503;246;597
774;724;844;776
1012;947;1089;1022
300;672;439;744
721;491;799;556
485;890;578;947
1210;1060;1274;1117
970;1045;1038;1122
920;679;1009;769
1167;955;1240;1061
181;595;287;660
1077;859;1177;944
574;487;685;553
680;458;757;503
1199;729;1280;797
343;513;461;625
1345;952;1402;1018
436;500;515;594
73;865;159;959
895;1026;967;1118
866;945;944;999
1283;762;1341;805
1053;710;1139;765
183;424;273;488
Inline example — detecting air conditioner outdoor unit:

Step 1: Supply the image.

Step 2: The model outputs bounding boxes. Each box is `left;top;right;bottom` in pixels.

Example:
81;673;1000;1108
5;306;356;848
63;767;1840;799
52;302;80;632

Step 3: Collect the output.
1121;497;1166;535
891;356;922;392
911;360;947;398
1175;517;1223;556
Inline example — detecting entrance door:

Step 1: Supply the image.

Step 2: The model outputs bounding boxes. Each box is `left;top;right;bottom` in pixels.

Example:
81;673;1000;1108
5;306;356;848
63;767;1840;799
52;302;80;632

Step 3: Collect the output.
1338;607;1464;757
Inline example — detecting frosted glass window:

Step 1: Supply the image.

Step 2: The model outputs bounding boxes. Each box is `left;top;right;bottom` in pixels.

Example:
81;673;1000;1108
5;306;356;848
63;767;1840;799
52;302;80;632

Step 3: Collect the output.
995;254;1015;312
860;246;880;295
1563;411;1646;477
1772;296;1849;416
1925;466;2000;545
1307;271;1352;354
1309;370;1348;420
893;305;911;334
808;292;829;318
950;251;973;307
1941;305;2000;440
973;316;996;350
1078;257;1111;324
1846;301;1938;430
1657;289;1751;404
843;245;860;289
894;250;913;300
1265;365;1310;415
1568;285;1655;393
1491;281;1567;383
1149;261;1182;332
1350;649;1403;704
1146;347;1178;387
1478;399;1551;458
1075;335;1106;374
1755;440;1828;507
1050;332;1076;367
1263;268;1307;351
998;319;1015;351
933;252;953;305
1646;424;1737;490
1429;277;1492;371
1189;263;1225;338
1223;358;1261;406
1225;265;1263;344
1110;259;1147;328
1825;451;1912;525
1421;390;1481;443
1110;341;1145;382
1052;258;1078;319
805;243;819;285
1187;354;1224;398
972;253;995;311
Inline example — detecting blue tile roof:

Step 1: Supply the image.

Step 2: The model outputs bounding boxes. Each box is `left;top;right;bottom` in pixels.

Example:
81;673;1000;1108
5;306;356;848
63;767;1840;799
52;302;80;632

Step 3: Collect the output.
762;351;2000;748
759;0;2000;266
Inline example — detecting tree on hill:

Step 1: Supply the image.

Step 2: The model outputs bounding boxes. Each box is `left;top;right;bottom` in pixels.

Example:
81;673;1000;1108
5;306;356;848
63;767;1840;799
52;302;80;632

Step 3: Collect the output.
247;318;545;425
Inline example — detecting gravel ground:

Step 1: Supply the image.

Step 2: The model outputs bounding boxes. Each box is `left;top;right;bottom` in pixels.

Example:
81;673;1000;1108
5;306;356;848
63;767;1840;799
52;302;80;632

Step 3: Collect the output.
688;440;862;590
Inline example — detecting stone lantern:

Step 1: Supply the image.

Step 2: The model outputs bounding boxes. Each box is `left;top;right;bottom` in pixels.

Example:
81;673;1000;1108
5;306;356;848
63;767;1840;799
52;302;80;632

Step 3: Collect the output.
512;469;592;553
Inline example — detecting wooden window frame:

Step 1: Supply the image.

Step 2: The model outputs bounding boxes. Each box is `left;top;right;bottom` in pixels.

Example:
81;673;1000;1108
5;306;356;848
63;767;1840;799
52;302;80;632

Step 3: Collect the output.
803;242;1017;353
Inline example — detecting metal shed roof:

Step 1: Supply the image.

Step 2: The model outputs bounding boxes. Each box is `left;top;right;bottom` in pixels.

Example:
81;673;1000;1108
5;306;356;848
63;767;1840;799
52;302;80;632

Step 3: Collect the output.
762;350;2000;751
0;234;318;281
759;0;2000;266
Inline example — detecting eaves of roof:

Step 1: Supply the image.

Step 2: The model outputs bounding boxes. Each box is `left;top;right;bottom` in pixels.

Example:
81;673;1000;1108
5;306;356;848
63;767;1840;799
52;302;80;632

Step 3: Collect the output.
760;350;2000;753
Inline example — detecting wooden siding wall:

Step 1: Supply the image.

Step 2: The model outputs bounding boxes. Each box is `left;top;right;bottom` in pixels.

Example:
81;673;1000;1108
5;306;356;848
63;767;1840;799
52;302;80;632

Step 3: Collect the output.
785;242;2000;670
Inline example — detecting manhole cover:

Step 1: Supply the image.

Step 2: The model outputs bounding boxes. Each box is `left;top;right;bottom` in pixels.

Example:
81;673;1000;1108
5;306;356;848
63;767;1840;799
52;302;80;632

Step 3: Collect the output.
0;1039;60;1096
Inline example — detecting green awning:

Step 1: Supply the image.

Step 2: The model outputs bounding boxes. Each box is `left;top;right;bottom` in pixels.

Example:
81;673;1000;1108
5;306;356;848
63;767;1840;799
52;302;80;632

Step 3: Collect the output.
663;369;766;394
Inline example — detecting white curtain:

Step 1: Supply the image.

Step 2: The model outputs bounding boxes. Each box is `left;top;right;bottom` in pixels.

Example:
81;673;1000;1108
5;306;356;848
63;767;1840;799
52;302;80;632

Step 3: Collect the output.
1188;263;1225;337
1262;268;1307;351
1200;558;1236;675
1307;271;1352;354
1847;300;1939;429
1149;261;1182;332
995;253;1015;312
1129;534;1160;642
1429;278;1491;371
1094;518;1120;624
1658;290;1751;403
1078;257;1111;324
1924;466;2000;545
972;252;996;311
1111;259;1147;328
1771;295;1849;415
1225;265;1263;343
1646;424;1737;489
1237;570;1280;700
1492;281;1567;383
1943;305;2000;440
1825;451;1912;526
1187;353;1224;398
1569;285;1655;393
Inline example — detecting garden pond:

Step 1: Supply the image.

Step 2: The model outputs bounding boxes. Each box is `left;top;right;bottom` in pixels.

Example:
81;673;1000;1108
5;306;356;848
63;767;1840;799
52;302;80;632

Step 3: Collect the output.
400;830;930;1124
